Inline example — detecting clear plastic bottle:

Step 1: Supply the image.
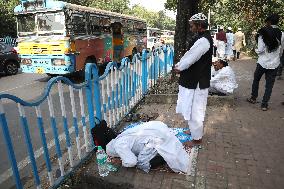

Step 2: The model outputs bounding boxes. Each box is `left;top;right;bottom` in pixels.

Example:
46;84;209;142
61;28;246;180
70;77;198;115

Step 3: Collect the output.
96;146;109;177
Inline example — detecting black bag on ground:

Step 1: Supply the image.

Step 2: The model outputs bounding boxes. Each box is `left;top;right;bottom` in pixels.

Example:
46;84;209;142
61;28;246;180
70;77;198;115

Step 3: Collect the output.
91;118;118;150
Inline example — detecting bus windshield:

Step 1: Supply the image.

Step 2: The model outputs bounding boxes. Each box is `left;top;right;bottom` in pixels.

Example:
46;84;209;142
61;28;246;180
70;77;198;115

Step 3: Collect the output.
37;12;65;32
18;15;36;35
17;12;65;36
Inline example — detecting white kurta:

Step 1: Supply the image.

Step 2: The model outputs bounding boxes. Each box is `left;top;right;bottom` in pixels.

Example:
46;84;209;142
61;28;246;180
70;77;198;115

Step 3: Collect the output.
225;33;234;57
210;66;238;94
106;121;190;173
255;28;284;69
175;37;210;140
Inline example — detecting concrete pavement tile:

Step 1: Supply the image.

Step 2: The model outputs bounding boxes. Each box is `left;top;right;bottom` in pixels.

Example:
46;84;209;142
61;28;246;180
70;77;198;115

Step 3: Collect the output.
160;178;173;189
171;178;193;189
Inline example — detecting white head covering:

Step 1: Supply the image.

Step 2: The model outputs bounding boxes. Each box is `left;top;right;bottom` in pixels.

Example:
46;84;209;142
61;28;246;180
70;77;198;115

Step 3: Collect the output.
189;13;207;21
228;27;232;30
238;28;242;31
219;26;224;30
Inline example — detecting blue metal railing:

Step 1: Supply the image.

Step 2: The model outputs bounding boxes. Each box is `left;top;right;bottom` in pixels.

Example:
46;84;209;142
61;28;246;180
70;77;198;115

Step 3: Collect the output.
0;36;17;47
0;46;174;189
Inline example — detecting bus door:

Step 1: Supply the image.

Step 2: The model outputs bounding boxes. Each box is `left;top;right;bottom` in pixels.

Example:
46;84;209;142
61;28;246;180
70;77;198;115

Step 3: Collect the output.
112;22;124;63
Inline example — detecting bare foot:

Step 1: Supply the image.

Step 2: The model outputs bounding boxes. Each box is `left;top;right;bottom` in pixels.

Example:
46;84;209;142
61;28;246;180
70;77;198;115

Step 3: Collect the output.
183;139;202;148
183;130;191;135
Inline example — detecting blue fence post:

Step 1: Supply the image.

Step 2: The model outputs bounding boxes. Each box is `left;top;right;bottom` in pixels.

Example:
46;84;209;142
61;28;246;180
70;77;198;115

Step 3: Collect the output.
35;106;53;184
0;101;22;189
163;46;168;74
85;64;96;149
142;49;147;94
93;65;102;120
18;104;41;188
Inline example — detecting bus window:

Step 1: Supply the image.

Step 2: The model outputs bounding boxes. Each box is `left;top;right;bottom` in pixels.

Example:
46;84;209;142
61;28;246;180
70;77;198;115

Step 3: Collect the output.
126;20;134;33
17;14;36;36
100;17;111;34
37;12;65;34
89;15;101;35
72;14;86;35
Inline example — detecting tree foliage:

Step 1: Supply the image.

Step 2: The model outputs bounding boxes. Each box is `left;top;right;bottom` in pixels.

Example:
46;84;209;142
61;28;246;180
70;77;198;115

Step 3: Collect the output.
128;5;175;30
165;0;283;63
0;0;19;37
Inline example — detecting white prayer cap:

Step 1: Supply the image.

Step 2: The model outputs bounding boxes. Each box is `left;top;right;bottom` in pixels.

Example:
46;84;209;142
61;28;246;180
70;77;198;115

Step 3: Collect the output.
219;26;224;30
238;28;242;31
189;13;207;21
228;27;232;30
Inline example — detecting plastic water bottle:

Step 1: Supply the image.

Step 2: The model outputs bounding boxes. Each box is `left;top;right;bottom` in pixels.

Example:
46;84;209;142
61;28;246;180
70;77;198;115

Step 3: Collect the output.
96;146;109;177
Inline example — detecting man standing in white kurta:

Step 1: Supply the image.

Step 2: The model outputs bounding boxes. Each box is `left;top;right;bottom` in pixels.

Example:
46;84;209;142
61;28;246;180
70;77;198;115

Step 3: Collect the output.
173;13;213;147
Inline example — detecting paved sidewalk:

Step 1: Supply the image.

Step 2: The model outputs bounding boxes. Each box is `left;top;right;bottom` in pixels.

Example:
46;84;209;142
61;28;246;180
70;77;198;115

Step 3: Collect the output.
61;57;284;189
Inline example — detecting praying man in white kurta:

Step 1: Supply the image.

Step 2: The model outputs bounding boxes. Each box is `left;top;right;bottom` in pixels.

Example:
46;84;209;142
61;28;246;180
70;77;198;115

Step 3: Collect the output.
173;13;213;147
210;59;238;95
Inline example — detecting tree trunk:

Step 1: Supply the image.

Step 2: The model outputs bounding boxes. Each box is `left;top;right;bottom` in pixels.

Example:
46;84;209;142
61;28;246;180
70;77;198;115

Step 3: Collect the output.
173;0;199;65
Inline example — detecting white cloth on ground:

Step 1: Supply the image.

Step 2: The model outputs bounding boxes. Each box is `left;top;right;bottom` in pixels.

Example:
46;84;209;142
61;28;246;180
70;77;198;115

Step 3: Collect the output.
176;85;208;140
106;121;190;173
210;66;238;94
225;33;234;57
175;37;210;71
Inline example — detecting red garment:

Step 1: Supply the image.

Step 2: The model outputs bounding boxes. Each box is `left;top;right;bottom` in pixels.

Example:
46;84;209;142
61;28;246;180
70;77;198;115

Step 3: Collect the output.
216;31;227;43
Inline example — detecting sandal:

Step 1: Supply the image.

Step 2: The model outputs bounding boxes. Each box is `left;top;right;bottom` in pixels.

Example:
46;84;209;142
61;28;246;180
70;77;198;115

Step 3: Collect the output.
247;97;256;104
125;114;133;122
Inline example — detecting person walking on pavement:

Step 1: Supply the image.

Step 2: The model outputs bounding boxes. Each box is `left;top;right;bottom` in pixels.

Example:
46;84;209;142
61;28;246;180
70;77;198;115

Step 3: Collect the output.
173;13;213;147
247;14;284;111
216;26;227;59
225;27;234;60
233;28;246;60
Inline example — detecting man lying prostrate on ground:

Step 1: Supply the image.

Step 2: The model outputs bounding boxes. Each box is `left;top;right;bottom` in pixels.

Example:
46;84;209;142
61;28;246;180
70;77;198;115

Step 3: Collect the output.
106;121;190;173
209;58;238;95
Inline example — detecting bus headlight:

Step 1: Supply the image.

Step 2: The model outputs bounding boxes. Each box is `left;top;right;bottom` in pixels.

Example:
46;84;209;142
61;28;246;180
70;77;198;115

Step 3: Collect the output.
52;59;65;66
21;58;32;65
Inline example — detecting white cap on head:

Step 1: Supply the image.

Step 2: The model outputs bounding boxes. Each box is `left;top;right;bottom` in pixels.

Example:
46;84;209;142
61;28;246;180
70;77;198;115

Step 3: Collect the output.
238;28;242;31
219;26;224;30
228;27;232;30
189;13;207;21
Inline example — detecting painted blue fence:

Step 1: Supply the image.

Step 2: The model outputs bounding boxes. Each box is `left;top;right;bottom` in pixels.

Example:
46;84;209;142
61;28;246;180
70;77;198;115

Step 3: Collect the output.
0;37;17;47
0;46;174;189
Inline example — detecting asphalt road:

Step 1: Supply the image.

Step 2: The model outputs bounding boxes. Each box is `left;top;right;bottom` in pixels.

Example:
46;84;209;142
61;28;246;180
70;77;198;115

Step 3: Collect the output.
0;72;90;188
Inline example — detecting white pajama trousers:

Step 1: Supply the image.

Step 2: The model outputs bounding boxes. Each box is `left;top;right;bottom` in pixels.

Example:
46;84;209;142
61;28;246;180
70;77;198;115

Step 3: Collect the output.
176;85;209;140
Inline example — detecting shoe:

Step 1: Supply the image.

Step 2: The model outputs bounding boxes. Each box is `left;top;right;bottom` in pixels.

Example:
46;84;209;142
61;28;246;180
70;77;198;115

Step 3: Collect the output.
247;97;256;104
261;104;268;111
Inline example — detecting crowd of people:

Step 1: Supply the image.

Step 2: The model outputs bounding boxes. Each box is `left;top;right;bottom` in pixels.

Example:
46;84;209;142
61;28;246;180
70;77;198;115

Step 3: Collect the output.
173;12;283;146
214;26;246;61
